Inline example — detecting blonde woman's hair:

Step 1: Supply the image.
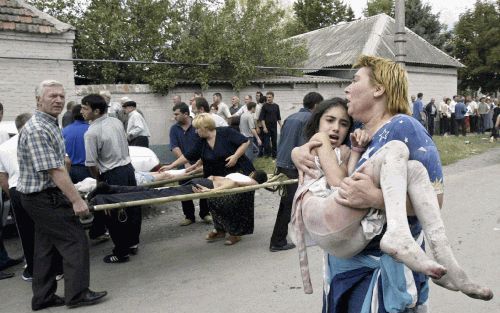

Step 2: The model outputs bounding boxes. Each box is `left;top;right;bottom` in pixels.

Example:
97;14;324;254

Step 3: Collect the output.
192;113;216;130
353;55;411;115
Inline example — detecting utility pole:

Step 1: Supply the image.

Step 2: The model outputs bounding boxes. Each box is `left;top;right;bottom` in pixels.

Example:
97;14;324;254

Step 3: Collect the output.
394;0;406;66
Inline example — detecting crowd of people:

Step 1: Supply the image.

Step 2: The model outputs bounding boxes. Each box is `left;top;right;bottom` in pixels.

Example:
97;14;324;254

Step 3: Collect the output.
0;54;496;312
412;93;500;140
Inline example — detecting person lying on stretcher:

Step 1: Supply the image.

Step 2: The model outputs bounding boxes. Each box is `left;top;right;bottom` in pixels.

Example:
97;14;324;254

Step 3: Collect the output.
86;170;269;205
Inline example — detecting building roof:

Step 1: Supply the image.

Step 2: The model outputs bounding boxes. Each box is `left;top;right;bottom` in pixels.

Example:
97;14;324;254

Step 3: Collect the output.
0;0;74;34
173;75;349;86
291;13;463;72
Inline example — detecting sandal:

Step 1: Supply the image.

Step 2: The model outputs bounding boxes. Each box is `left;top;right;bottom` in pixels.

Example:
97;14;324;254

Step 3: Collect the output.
224;235;241;246
205;230;226;242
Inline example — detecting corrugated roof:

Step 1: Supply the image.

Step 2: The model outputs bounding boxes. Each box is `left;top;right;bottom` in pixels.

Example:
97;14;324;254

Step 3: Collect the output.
174;75;349;86
292;14;463;72
0;0;74;34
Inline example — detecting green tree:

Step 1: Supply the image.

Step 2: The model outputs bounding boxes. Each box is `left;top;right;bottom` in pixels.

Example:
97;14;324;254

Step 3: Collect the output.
291;0;355;34
452;0;500;94
171;0;308;91
364;0;394;17
29;0;307;93
363;0;449;49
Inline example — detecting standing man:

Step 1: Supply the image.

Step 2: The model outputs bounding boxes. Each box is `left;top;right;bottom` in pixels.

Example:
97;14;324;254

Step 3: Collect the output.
172;95;182;106
0;113;33;281
212;93;231;121
239;102;262;162
61;101;75;128
17;80;106;309
449;95;457;135
412;92;425;125
62;105;91;183
193;97;228;127
123;100;151;148
62;105;108;242
82;94;142;264
455;96;467;136
258;91;282;159
169;102;211;226
269;92;323;252
229;96;242;115
478;97;489;134
425;98;437;136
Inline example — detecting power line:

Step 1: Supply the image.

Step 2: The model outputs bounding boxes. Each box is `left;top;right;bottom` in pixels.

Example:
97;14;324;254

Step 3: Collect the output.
0;56;351;72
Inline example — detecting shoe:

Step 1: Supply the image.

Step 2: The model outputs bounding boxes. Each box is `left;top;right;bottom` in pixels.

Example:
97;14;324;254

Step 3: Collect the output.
0;271;14;280
180;218;194;226
129;245;139;255
90;232;110;243
269;243;296;252
202;215;213;224
32;294;65;311
205;230;226;242
22;268;32;282
224;235;241;246
67;289;107;308
0;256;24;271
103;254;129;264
56;273;64;281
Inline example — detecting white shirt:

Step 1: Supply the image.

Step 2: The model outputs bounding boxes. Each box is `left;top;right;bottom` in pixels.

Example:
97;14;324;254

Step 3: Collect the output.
211;113;229;127
216;102;231;120
0;134;19;187
449;100;456;114
127;110;151;140
0;130;9;145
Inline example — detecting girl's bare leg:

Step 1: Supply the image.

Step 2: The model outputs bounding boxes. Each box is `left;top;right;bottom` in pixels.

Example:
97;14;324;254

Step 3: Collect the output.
407;161;493;300
359;141;446;278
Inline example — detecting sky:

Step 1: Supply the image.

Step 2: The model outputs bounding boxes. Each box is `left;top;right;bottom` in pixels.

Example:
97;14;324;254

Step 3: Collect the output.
279;0;481;29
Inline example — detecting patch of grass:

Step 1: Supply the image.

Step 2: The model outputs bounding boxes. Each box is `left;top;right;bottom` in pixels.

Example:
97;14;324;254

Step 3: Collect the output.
433;133;498;165
253;156;277;174
253;134;499;173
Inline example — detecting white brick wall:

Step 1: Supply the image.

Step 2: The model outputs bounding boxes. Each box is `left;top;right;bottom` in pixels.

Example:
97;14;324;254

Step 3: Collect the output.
0;31;76;121
76;83;346;146
407;66;458;104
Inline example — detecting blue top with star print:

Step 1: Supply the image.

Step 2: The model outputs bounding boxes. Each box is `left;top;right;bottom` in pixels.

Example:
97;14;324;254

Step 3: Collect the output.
356;114;444;188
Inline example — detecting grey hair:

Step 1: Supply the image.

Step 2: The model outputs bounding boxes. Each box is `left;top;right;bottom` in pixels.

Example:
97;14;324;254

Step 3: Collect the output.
15;112;32;131
35;80;64;97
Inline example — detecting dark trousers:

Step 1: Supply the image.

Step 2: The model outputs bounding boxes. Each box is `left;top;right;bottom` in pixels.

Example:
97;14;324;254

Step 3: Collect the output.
263;127;278;158
21;188;89;308
101;163;142;257
479;114;488;133
450;113;456;135
129;136;149;148
455;118;466;136
270;167;298;247
9;188;35;275
427;116;435;136
69;165;91;184
470;115;478;133
179;178;209;221
257;127;265;157
439;116;449;135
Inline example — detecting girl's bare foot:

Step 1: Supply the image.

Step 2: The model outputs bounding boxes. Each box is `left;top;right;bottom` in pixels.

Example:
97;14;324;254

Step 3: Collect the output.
380;229;447;279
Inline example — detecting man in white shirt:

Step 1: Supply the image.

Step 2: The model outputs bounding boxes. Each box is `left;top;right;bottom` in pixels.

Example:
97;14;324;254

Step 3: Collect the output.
0;103;10;145
212;93;231;121
449;96;457;135
0;113;35;281
123;100;151;148
193;97;228;127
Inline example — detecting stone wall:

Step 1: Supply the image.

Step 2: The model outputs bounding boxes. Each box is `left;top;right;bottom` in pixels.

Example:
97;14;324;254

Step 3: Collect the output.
0;31;76;120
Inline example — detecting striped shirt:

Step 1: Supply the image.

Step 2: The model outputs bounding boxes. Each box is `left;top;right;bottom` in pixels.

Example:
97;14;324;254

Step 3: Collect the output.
17;110;66;193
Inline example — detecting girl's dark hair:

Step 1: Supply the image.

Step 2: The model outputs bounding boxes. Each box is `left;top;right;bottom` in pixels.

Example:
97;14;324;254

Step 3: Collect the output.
304;97;352;144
